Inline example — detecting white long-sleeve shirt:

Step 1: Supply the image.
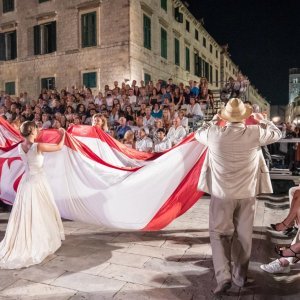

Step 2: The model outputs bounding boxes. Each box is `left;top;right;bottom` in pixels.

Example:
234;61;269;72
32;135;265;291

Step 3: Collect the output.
186;103;203;117
167;125;187;145
154;137;172;153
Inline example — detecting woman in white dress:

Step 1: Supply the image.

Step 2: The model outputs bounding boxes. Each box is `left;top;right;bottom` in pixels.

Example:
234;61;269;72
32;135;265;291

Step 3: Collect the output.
0;121;65;269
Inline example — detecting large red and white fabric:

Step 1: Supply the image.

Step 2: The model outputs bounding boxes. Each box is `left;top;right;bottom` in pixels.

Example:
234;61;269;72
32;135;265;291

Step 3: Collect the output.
0;118;207;230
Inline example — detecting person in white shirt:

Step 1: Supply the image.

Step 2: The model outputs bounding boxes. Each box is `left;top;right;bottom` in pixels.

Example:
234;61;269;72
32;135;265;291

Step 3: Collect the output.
167;117;187;146
128;88;137;105
143;106;155;128
186;96;204;121
154;128;172;153
178;109;189;133
136;127;153;153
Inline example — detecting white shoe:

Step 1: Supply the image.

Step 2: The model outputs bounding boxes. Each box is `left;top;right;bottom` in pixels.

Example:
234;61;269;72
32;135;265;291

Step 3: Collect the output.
260;259;290;274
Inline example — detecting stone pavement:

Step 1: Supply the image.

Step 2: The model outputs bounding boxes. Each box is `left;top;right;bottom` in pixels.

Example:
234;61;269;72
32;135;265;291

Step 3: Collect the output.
0;196;300;300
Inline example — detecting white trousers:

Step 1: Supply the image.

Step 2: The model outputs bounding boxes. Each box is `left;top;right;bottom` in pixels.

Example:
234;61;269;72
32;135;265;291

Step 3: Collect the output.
209;195;256;285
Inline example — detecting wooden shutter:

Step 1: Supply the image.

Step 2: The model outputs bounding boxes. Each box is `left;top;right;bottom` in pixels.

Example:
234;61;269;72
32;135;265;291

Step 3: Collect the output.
143;15;151;49
49;21;57;52
89;12;96;46
10;30;17;59
175;38;180;66
161;28;167;59
0;33;5;61
185;47;190;71
34;25;41;55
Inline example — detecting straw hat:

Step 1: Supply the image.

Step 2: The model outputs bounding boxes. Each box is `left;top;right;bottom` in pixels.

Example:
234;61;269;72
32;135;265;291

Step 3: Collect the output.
220;98;253;122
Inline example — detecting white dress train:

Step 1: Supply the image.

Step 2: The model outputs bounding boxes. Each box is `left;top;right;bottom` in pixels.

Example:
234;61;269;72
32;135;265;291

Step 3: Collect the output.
0;143;64;269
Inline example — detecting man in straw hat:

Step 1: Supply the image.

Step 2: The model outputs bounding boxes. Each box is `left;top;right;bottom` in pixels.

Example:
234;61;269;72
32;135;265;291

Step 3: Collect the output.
195;98;281;296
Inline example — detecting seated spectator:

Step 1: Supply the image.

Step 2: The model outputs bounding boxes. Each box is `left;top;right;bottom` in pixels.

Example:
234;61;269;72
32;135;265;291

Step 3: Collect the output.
41;113;52;129
143;106;155;128
199;77;209;100
171;87;184;108
190;80;200;97
92;113;109;132
167;117;187;146
154;128;172;153
151;103;163;119
161;86;172;102
124;105;135;124
76;104;87;124
149;88;160;106
123;130;135;149
116;117;131;140
162;107;172;131
136;127;153;153
186;96;204;121
128;88;137;105
151;119;164;142
178;109;189;132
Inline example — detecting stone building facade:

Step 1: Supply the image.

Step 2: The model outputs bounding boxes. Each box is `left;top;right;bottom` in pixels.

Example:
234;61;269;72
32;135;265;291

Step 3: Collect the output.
0;0;268;112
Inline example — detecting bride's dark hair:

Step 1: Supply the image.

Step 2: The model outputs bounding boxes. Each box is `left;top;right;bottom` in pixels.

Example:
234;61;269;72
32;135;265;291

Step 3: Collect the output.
20;121;37;137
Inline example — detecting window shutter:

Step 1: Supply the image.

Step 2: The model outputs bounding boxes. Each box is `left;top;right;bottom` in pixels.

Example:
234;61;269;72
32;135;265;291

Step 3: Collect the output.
89;12;96;46
34;25;41;55
11;30;17;59
161;28;167;59
49;21;57;52
185;47;190;71
0;33;5;61
143;15;151;49
175;38;180;66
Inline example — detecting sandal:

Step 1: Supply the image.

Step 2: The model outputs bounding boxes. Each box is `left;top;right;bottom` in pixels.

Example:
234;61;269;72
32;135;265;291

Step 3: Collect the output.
270;221;292;232
275;245;300;263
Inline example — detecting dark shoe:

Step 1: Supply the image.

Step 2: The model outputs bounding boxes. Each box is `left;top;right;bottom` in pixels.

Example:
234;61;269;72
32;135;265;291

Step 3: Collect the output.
212;280;231;296
284;226;298;237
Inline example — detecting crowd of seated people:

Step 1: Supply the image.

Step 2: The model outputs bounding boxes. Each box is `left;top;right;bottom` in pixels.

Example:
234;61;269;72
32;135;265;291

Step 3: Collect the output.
0;78;214;153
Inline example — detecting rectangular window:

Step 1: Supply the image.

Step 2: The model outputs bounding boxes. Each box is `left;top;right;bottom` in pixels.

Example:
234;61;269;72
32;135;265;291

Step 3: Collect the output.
161;0;167;11
81;12;97;48
186;20;190;32
204;61;209;79
174;38;180;66
143;14;151;50
39;0;50;3
34;22;56;55
203;37;206;47
41;77;55;90
209;65;213;84
215;69;219;87
0;30;17;61
144;73;151;85
210;44;213;53
3;0;14;13
185;47;190;71
83;72;97;88
194;52;202;77
161;28;167;59
216;50;218;58
5;82;15;95
195;29;198;40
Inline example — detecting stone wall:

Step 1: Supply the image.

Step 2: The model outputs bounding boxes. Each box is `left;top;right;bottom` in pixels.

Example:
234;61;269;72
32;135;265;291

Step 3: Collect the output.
0;0;131;97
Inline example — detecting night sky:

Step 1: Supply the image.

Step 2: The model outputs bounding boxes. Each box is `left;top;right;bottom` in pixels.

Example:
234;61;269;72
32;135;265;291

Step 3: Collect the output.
187;0;300;105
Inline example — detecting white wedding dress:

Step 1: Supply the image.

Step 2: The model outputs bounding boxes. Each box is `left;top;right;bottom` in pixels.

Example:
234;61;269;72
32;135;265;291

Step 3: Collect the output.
0;143;65;269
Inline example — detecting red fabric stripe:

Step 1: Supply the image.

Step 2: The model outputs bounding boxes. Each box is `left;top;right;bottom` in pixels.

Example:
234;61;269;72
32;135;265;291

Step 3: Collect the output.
143;149;207;231
68;125;196;161
36;130;140;172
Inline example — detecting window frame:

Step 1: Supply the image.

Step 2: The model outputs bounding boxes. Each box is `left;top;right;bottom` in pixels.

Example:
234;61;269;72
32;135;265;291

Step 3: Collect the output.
0;30;17;61
81;11;97;48
203;37;206;48
185;20;190;32
34;21;57;55
41;77;56;90
195;29;199;41
82;71;97;89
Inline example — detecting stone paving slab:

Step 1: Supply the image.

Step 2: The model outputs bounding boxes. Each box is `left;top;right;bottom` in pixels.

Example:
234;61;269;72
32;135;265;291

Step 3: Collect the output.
1;196;300;299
